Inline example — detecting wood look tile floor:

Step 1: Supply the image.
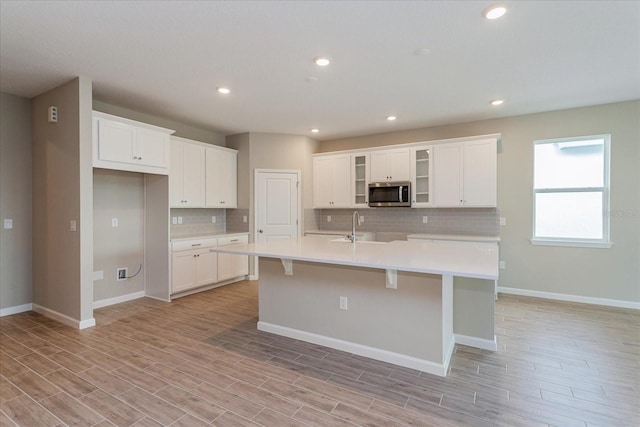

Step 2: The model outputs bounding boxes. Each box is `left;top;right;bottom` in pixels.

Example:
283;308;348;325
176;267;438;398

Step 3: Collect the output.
1;281;638;426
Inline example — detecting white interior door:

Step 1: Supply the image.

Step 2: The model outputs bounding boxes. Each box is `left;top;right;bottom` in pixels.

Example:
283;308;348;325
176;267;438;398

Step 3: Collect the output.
255;170;300;244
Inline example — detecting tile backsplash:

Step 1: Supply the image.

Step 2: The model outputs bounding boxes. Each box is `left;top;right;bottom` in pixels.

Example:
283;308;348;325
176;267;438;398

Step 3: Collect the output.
170;208;226;236
226;209;250;233
311;207;499;236
171;207;499;238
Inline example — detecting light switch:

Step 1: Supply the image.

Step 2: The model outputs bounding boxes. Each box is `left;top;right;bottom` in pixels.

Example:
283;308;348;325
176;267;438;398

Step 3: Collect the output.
500;217;506;226
172;216;177;225
70;220;77;232
242;216;247;223
111;218;118;227
211;216;216;223
3;219;13;229
327;216;331;222
177;217;183;225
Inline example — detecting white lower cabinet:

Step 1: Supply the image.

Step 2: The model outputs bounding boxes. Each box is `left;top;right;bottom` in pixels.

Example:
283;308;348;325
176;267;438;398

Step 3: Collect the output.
171;237;218;294
217;235;249;282
171;234;248;296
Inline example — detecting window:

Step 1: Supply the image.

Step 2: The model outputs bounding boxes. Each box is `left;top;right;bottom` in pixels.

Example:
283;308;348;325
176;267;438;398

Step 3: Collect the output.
532;134;611;248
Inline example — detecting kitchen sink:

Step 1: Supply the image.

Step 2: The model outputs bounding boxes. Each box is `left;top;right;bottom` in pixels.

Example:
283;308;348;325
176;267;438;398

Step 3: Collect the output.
330;237;387;244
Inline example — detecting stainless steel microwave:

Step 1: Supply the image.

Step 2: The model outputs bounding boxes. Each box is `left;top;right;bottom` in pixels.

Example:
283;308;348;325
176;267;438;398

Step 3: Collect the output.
368;182;411;207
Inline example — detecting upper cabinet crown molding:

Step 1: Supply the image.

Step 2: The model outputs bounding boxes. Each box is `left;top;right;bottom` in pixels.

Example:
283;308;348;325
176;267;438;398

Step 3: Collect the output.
92;111;175;175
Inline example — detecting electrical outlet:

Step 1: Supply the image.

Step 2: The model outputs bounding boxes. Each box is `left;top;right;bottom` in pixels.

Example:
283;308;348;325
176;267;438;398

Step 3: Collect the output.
117;267;128;281
211;216;216;223
499;261;505;269
359;216;364;224
172;216;177;225
3;219;13;229
111;218;118;227
242;216;247;223
178;216;183;225
339;296;348;310
422;216;428;223
327;215;331;222
500;217;506;226
69;220;77;232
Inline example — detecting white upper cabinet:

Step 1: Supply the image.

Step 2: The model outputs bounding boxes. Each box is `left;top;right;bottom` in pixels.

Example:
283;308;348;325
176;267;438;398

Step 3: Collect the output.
410;146;433;208
93;111;174;175
205;146;238;208
352;153;370;208
170;137;205;208
370;149;411;182
313;154;352;208
433;138;497;207
170;137;238;209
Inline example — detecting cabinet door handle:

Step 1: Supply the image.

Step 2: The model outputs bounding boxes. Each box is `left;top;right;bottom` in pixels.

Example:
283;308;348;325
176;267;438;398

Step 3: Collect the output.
230;239;239;242
191;243;202;247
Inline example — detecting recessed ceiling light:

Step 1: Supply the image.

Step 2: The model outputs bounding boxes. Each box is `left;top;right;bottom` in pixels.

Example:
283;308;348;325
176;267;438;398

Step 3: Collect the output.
386;115;397;121
483;4;507;20
217;87;231;95
311;128;320;133
413;48;431;56
490;99;504;106
313;56;330;66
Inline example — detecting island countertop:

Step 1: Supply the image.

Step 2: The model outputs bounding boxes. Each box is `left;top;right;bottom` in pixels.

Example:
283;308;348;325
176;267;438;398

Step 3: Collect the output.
210;236;499;280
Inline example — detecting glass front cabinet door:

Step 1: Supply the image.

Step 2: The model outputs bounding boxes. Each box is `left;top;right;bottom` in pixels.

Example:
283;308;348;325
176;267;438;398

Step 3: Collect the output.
352;153;370;208
411;146;433;208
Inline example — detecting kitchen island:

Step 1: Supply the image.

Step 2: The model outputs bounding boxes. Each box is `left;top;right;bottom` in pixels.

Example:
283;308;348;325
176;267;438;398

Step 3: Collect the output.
211;236;498;376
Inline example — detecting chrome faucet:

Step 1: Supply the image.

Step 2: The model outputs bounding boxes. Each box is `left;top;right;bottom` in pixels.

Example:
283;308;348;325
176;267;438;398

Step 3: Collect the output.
349;211;360;243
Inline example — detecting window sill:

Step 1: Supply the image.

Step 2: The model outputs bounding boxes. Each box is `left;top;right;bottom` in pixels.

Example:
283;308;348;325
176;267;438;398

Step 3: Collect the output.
530;239;613;249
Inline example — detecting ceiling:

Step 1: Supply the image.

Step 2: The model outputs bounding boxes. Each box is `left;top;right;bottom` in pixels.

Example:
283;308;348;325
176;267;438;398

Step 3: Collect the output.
1;1;639;141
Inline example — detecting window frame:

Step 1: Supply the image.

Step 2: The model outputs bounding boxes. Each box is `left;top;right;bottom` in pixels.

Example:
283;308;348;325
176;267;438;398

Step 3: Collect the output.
531;134;612;248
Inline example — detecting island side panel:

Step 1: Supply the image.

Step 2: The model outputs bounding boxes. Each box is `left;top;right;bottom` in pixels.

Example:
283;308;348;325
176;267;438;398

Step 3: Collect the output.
258;258;444;363
453;277;496;350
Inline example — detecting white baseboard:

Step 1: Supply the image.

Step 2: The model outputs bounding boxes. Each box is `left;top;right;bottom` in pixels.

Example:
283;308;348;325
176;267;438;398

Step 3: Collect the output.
248;274;258;280
32;304;95;330
498;286;640;310
0;303;33;317
455;334;498;351
258;321;449;377
93;291;145;309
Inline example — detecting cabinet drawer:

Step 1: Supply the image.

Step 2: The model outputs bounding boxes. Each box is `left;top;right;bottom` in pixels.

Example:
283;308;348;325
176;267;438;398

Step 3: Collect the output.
218;235;248;246
172;238;218;252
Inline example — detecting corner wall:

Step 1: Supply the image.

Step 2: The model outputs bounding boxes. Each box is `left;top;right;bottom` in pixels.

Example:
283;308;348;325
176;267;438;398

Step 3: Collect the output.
32;77;95;327
0;93;33;314
321;101;640;305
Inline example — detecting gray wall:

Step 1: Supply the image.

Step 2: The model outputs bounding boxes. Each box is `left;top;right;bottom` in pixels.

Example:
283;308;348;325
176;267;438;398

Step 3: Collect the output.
0;93;33;312
93;169;145;301
322;101;640;304
227;132;320;238
32;77;94;324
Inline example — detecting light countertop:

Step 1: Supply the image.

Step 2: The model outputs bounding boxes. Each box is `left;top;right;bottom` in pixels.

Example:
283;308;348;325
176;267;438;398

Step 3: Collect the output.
407;234;500;243
210;236;499;280
170;231;248;241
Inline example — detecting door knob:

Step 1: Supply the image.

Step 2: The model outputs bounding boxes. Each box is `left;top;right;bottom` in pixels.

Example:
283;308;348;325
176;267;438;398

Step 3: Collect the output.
258;229;264;233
